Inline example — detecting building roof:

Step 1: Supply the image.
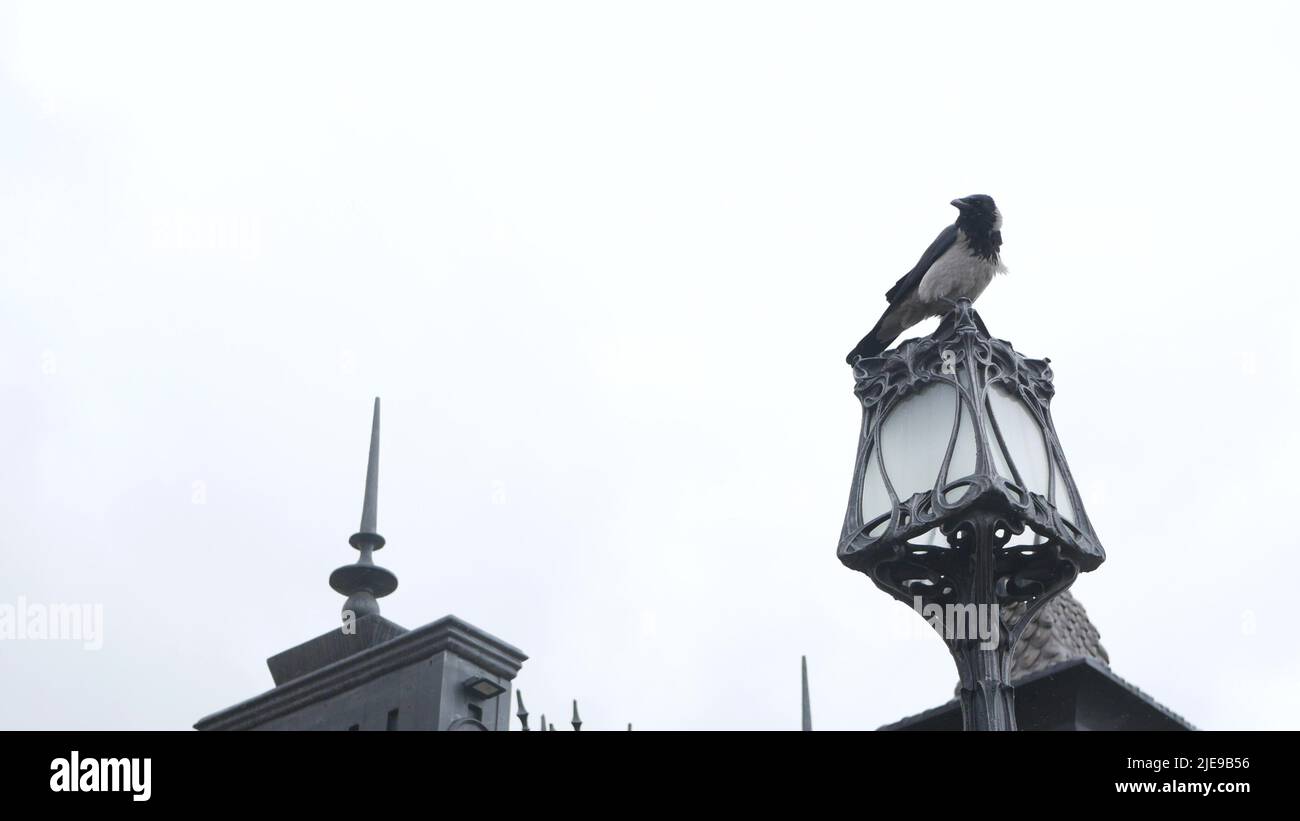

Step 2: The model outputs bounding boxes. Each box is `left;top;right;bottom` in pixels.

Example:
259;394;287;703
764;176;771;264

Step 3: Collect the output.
194;614;527;731
879;657;1195;731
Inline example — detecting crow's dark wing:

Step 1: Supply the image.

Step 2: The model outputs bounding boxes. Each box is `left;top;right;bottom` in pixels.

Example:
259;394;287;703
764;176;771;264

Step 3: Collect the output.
883;223;958;304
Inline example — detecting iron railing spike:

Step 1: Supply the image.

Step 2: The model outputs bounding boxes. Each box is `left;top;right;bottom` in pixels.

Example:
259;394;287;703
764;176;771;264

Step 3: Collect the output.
516;689;529;731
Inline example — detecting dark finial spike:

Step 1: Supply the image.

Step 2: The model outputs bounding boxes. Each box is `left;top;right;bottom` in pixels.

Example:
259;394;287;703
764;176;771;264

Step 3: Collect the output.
360;397;380;533
627;722;632;731
571;699;582;732
330;398;396;620
549;723;555;732
516;690;529;731
801;655;813;732
540;713;546;732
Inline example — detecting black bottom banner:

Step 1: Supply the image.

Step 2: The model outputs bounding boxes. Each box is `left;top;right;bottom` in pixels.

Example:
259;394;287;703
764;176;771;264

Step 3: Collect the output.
4;729;1286;808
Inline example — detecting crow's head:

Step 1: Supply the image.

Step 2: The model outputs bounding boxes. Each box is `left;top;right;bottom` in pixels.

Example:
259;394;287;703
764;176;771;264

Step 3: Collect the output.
951;194;1002;259
951;194;1000;232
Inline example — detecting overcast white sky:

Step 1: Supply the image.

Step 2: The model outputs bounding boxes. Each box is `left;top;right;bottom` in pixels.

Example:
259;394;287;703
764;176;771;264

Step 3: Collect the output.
3;1;1299;730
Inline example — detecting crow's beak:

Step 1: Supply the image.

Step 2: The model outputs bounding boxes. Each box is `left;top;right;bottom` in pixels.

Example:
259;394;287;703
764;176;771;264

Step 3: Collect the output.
950;198;968;209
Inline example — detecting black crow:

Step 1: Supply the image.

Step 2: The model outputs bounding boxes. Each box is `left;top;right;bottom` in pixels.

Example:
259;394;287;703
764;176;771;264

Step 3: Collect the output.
846;195;1005;363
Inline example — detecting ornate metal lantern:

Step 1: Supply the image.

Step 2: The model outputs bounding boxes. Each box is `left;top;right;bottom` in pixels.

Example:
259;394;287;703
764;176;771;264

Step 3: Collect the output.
839;299;1104;730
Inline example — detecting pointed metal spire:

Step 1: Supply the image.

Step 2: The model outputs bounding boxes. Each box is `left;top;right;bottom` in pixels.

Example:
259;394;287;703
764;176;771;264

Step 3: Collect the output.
516;690;530;732
801;655;813;731
359;396;380;534
329;398;398;621
540;713;546;732
571;700;582;732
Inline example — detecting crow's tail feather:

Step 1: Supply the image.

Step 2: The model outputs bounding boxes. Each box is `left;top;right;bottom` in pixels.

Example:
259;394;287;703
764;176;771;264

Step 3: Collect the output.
842;309;894;363
845;312;899;365
845;332;893;364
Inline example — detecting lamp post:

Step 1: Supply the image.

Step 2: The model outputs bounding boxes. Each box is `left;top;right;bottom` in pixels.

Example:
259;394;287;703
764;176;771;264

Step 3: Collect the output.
839;300;1105;730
